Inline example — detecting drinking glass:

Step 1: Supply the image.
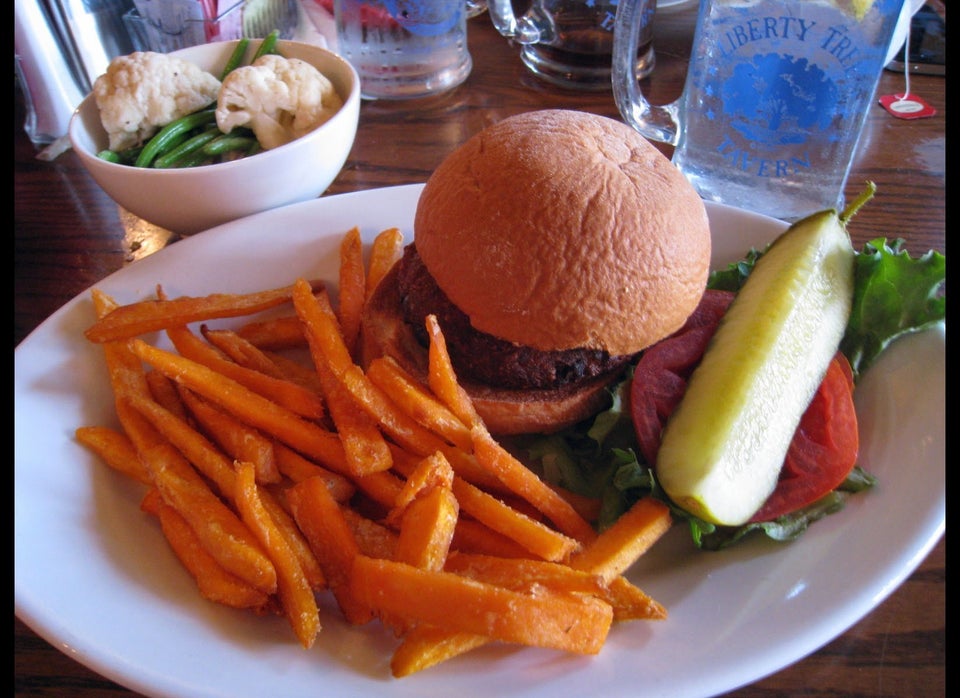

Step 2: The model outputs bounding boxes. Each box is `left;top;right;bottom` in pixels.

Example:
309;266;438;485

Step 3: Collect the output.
335;0;472;100
488;0;655;91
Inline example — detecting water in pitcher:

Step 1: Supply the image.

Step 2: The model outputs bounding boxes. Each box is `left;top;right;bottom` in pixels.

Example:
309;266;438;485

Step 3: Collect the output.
672;0;903;220
336;0;472;100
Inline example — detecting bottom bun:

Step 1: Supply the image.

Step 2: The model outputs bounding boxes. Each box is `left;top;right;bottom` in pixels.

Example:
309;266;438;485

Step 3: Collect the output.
360;265;621;435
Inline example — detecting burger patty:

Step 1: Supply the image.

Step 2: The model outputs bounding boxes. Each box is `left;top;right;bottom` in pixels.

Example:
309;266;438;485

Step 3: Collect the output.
396;245;633;390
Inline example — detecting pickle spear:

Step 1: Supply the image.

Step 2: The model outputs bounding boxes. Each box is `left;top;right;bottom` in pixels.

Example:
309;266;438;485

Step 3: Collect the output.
655;206;857;526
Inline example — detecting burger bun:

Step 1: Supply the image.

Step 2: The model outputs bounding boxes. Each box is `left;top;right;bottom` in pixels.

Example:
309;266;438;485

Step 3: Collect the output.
361;109;712;435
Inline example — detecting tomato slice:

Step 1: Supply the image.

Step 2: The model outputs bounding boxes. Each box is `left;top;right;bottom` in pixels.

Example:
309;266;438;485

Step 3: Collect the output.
749;352;859;522
629;290;735;466
629;291;859;523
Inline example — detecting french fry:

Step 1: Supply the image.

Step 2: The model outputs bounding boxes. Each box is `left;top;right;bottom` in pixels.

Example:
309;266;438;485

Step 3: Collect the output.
264;350;326;396
115;380;277;595
200;325;289;379
258;487;327;590
338;226;366;357
110;332;289;600
148;491;272;610
84;281;324;343
388;542;608;675
450;477;580;563
139;439;278;595
139;486;163;514
236;314;308;350
145;369;189;421
75;425;151;485
442;551;607;596
341;507;399;560
350;555;613;654
471;426;598;545
549;482;602;525
339;364;456;457
90;290;153;403
128;339;348;474
602;576;667;621
91;287;119;317
391;442;508;495
389;554;665;676
274;442;403;507
178;387;281;485
366;356;473;452
568;497;672;582
273;442;356;503
394;486;459;572
450;518;534;559
385;442;424;476
292;280;455;459
350;470;407;510
235;462;320;648
386;451;455;526
424;314;481;428
390;625;488;679
90;290;174;473
286;475;373;625
167;324;326;422
418;315;531;490
307;321;393;477
113;387;165;460
383;481;459;637
123;391;238;500
366;227;404;300
164;321;228;359
291;281;354;375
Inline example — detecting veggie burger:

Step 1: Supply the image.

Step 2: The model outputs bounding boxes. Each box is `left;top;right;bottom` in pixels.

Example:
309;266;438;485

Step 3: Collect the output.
361;109;712;435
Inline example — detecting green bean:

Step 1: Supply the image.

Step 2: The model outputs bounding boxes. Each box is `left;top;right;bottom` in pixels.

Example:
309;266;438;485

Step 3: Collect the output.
100;145;144;165
220;38;251;79
153;126;222;168
134;107;217;168
96;149;122;163
202;134;259;157
252;30;281;61
168;149;214;168
122;146;145;164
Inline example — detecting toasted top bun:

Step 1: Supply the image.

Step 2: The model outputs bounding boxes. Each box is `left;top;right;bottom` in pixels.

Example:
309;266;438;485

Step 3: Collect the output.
413;109;712;356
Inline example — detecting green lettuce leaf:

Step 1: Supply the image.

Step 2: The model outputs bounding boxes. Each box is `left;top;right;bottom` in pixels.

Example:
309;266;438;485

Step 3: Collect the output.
840;238;946;380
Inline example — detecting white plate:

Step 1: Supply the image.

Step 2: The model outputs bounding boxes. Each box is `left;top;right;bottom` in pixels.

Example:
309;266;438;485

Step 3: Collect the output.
15;184;944;698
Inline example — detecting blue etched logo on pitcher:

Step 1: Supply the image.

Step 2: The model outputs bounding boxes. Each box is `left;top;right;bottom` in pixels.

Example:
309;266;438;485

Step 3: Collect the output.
719;54;840;147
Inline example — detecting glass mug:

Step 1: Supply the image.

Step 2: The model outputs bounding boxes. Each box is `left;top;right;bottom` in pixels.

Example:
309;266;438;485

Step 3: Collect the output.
466;0;488;18
488;0;656;91
335;0;473;100
612;0;906;221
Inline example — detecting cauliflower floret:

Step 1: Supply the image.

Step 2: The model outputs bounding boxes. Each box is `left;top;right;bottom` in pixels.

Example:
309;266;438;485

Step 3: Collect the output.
93;51;221;152
215;54;344;150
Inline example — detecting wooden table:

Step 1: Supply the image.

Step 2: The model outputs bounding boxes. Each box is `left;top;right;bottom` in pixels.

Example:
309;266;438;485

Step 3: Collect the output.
15;5;944;696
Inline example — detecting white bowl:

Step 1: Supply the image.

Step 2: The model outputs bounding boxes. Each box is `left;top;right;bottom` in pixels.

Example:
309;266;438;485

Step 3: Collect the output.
69;40;361;235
